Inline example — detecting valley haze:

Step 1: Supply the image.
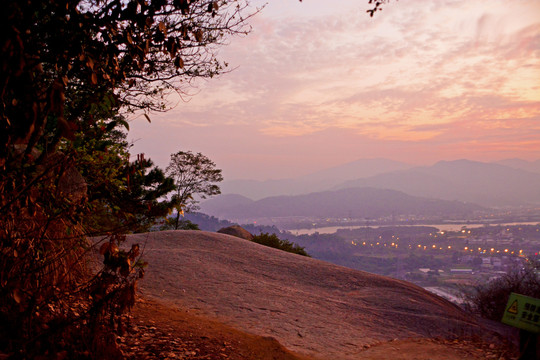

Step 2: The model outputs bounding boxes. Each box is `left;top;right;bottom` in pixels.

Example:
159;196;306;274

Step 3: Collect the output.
201;158;540;227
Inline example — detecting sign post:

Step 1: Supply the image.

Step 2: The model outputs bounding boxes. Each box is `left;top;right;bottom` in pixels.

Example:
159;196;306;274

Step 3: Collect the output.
501;293;540;359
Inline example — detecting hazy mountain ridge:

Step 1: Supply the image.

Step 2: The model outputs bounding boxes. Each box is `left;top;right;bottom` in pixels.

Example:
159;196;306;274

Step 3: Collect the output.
494;158;540;174
198;193;253;209
337;159;540;206
200;187;483;223
221;158;411;200
220;159;540;207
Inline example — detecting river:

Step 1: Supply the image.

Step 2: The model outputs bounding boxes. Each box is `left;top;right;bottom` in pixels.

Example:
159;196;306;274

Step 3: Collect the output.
288;221;540;236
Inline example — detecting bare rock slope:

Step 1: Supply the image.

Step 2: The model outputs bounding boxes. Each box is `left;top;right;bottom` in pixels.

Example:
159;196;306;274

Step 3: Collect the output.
129;230;489;360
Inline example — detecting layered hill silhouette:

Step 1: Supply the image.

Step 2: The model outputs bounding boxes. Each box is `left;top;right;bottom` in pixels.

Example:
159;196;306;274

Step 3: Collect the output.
221;158;411;200
337;160;540;206
200;187;483;223
129;230;501;360
495;158;540;174
220;159;540;207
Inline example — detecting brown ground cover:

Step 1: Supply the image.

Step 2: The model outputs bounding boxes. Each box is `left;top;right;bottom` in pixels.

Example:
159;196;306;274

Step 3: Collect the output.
119;298;516;360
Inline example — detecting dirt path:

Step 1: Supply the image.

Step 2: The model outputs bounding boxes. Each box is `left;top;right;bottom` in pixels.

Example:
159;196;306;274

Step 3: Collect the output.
120;298;516;360
120;298;310;360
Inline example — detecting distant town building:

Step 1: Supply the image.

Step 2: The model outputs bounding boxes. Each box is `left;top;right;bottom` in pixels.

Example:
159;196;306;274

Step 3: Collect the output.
450;268;473;274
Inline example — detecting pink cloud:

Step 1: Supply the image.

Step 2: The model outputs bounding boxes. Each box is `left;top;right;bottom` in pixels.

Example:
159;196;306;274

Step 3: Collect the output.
128;0;540;180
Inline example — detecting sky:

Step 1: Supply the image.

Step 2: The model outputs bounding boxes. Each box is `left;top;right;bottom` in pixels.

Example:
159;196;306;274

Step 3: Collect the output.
129;0;540;181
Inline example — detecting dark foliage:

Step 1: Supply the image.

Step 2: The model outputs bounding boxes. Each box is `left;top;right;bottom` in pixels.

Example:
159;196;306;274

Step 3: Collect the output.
91;154;178;233
1;0;253;358
251;233;310;257
163;218;201;230
72;120;178;234
464;265;540;321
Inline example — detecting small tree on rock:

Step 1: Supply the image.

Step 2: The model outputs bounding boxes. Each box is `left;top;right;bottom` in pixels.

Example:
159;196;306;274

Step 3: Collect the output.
464;264;540;321
166;151;223;230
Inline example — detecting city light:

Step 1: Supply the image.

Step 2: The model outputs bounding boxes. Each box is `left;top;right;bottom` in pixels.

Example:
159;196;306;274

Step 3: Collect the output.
346;236;527;256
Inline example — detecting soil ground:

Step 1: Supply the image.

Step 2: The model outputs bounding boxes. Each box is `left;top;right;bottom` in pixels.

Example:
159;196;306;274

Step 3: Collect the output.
120;298;518;360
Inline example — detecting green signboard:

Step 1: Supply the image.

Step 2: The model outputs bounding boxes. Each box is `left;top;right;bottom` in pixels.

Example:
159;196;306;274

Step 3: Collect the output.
501;292;540;333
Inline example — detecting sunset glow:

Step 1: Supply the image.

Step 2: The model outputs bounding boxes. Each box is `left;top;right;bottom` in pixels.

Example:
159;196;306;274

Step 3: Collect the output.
129;0;540;180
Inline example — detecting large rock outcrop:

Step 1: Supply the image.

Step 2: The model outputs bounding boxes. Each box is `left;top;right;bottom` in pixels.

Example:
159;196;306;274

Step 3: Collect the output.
217;225;253;240
129;230;497;360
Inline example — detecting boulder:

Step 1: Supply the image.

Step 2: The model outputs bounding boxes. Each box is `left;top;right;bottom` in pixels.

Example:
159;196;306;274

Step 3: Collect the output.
217;225;253;240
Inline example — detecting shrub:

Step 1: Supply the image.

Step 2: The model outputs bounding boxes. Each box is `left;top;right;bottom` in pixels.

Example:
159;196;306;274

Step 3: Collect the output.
251;233;310;257
160;217;201;231
464;265;540;321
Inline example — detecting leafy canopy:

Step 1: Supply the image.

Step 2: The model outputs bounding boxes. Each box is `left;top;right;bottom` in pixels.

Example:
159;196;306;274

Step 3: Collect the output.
0;0;254;357
165;150;223;229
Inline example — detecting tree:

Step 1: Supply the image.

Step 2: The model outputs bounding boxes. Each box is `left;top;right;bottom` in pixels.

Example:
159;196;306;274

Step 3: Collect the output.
1;0;254;357
163;218;201;230
85;153;179;234
366;0;392;17
0;0;383;356
2;0;256;154
464;264;540;321
166;151;223;230
67;115;178;234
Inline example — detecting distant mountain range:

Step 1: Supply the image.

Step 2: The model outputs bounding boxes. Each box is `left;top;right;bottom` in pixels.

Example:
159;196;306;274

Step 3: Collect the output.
220;158;411;200
200;187;484;223
218;158;540;207
337;159;540;206
494;158;540;174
